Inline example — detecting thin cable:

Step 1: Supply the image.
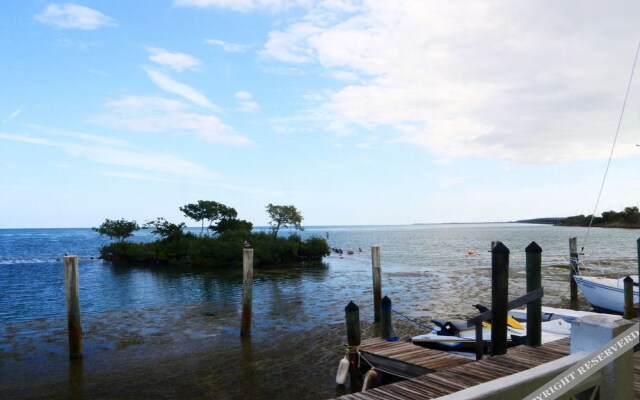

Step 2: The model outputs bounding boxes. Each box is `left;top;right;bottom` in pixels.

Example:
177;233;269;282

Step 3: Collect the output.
583;39;640;252
390;308;432;330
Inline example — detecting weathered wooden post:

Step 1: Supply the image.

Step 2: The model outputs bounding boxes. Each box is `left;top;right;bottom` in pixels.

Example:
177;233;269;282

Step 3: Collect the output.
380;296;392;339
569;237;579;301
491;242;509;356
371;246;382;322
64;255;83;359
240;245;253;337
624;275;634;320
525;241;542;347
345;301;361;387
475;322;483;361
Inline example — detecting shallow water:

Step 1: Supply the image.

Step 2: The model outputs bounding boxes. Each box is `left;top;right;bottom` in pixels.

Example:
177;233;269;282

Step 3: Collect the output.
1;224;639;398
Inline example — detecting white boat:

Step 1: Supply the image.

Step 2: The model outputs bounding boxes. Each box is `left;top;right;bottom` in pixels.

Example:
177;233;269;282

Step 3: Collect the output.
573;274;639;313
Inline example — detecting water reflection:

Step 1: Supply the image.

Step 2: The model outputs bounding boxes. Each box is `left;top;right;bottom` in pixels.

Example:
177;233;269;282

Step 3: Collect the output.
68;358;84;400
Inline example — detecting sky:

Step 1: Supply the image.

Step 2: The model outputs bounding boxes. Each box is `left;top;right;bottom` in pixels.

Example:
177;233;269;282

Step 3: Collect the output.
2;1;640;228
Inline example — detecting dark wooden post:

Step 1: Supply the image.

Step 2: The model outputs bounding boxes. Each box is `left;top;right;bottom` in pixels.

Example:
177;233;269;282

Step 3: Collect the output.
525;242;542;347
372;246;382;322
64;255;83;359
240;247;253;337
491;242;509;356
624;275;634;320
569;237;578;301
380;296;392;339
475;322;483;361
345;301;361;387
637;238;640;287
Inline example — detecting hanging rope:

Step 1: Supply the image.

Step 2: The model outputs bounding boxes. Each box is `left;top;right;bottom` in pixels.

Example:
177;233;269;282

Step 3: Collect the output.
390;307;432;331
582;39;640;252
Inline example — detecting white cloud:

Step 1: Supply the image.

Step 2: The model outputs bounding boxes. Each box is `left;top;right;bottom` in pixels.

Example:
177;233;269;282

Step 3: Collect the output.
235;91;253;100
27;125;132;148
205;39;248;53
34;3;116;30
99;171;174;183
95;95;252;145
438;176;471;189
234;92;260;113
144;68;220;111
3;107;22;123
0;130;218;181
174;0;311;12
237;101;260;113
147;47;201;72
261;0;640;164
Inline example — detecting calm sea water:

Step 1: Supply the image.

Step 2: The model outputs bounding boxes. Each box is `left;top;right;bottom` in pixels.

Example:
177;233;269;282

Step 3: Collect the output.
1;223;639;324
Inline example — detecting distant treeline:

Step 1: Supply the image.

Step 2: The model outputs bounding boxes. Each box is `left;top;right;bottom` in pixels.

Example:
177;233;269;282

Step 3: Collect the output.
516;218;566;225
557;206;640;228
93;201;330;268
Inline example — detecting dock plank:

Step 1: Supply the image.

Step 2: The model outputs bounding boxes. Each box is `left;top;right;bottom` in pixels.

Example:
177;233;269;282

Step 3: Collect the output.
337;336;640;400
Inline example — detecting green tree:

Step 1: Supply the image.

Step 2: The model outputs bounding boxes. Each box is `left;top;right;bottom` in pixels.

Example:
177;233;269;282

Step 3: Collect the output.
144;217;186;240
93;218;139;242
266;203;304;238
212;217;253;235
180;200;237;236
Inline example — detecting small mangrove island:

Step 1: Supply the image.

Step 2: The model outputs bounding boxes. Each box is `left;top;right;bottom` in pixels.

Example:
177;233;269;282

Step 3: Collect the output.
93;201;330;268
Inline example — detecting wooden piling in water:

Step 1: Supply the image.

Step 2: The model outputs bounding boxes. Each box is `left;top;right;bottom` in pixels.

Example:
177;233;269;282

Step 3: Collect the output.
345;301;361;387
624;275;634;320
525;241;542;347
380;296;392;340
240;247;253;337
569;237;578;301
491;242;509;356
64;255;83;359
372;246;381;323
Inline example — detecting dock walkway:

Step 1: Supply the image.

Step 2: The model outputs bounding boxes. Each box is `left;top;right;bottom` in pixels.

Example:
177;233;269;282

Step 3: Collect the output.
337;338;573;399
339;335;640;399
355;337;473;377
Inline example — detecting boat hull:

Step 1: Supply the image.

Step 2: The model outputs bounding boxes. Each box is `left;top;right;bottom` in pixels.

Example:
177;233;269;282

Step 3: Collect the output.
573;275;639;313
412;328;525;352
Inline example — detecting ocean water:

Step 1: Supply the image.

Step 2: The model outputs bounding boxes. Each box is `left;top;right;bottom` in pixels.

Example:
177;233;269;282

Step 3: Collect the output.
1;223;639;324
1;224;639;399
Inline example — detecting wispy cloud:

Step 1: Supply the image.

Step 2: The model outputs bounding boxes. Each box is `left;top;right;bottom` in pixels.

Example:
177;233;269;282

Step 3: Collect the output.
3;107;22;123
144;68;220;111
27;124;132;148
205;39;248;53
94;95;252;145
99;171;174;183
0;130;218;181
438;176;472;189
34;3;116;30
147;47;201;72
234;91;260;113
174;0;311;12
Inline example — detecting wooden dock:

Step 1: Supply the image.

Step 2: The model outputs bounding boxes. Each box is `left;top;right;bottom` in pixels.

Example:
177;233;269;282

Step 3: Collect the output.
355;338;473;378
338;336;640;399
337;338;573;399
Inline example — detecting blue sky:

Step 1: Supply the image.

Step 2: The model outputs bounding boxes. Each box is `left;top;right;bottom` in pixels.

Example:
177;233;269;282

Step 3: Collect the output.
2;1;640;228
